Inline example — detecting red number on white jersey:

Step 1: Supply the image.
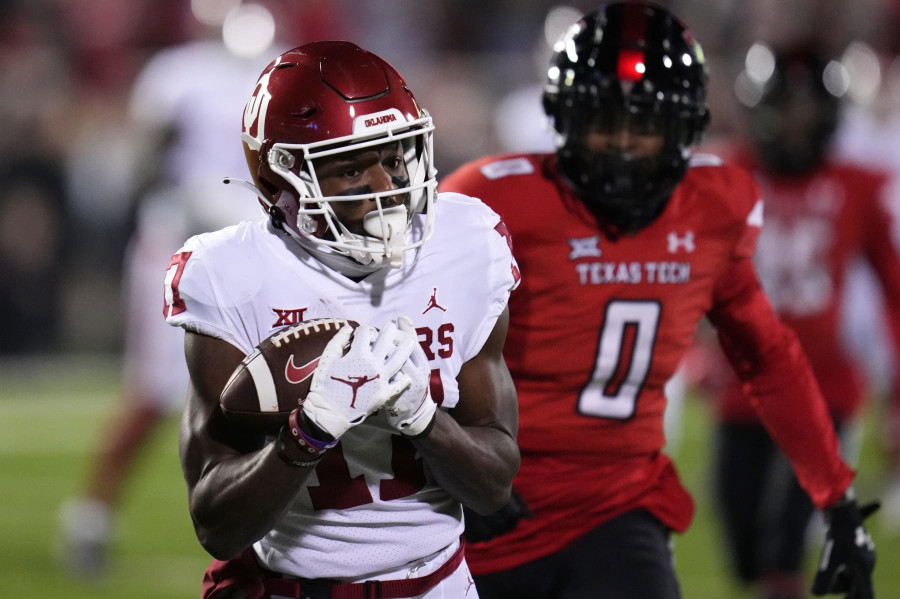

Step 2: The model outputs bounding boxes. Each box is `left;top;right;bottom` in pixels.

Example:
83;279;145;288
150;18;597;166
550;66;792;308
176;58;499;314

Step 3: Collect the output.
163;251;192;317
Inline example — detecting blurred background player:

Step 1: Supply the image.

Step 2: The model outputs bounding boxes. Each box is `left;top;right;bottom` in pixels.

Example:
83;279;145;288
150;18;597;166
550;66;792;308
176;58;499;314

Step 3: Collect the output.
832;39;900;536
691;43;900;599
55;2;277;577
441;3;878;598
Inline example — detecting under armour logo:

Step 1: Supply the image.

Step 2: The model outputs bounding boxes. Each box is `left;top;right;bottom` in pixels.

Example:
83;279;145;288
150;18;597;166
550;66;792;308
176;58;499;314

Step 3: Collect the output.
331;375;380;408
667;231;695;253
568;235;602;260
423;288;446;314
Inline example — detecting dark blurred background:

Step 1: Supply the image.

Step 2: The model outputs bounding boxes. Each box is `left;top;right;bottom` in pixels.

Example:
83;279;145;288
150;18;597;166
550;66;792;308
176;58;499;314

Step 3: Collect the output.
3;0;900;356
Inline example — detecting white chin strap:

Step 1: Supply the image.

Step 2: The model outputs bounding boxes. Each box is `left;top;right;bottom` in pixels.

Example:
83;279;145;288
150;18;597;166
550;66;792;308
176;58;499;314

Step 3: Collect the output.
347;206;409;268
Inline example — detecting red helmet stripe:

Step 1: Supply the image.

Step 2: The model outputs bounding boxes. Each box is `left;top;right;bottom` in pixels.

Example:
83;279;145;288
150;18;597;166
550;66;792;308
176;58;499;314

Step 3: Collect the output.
618;4;648;81
621;2;649;43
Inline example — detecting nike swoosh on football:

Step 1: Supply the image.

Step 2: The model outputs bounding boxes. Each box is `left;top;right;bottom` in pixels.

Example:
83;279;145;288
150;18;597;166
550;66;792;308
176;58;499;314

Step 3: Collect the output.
285;355;319;384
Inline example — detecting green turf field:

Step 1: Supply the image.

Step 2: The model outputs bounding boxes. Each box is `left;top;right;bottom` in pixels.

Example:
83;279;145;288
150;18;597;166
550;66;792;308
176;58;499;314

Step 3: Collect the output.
0;356;897;597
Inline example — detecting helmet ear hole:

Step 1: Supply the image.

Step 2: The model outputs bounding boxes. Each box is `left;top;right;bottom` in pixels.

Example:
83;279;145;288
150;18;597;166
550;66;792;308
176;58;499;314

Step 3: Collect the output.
259;178;279;200
268;205;285;230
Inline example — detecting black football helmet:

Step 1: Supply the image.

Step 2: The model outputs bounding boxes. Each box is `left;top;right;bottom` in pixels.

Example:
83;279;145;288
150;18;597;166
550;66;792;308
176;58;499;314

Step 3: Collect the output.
736;44;846;175
543;1;710;233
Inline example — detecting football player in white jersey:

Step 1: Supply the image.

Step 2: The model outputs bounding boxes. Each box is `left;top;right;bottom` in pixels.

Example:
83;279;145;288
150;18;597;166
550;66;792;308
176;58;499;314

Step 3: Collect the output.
163;41;520;599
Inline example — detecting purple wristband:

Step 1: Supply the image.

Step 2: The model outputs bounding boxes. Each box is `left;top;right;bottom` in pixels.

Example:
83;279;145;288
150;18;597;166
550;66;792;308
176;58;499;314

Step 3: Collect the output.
289;409;339;451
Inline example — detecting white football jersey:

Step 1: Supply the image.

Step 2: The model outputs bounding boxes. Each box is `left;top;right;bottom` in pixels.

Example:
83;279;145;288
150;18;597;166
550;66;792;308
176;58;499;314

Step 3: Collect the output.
164;192;519;580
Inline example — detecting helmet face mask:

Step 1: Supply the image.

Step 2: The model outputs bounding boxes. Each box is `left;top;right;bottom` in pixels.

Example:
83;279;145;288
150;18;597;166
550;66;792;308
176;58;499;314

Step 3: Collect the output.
543;2;710;234
265;124;435;268
239;42;437;270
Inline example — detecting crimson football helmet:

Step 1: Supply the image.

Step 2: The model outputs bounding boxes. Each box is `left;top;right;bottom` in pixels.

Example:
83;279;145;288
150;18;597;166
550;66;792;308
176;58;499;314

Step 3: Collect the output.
233;41;436;269
543;2;709;233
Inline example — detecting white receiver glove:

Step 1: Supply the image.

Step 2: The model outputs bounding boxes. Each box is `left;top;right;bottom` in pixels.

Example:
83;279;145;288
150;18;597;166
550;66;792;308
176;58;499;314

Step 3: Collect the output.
384;316;438;437
302;322;415;439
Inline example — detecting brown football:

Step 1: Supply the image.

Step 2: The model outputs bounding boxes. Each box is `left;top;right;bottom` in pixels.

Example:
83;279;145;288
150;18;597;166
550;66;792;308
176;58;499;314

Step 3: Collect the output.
219;318;358;433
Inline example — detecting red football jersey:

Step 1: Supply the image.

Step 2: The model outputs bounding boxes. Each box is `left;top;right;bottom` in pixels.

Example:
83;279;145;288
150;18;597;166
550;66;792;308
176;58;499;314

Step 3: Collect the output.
440;153;854;575
711;147;900;423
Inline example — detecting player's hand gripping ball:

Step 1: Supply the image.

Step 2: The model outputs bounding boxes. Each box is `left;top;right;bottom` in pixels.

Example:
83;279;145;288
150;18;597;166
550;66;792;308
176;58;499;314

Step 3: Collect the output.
383;315;438;437
301;320;416;439
220;318;416;438
219;319;359;434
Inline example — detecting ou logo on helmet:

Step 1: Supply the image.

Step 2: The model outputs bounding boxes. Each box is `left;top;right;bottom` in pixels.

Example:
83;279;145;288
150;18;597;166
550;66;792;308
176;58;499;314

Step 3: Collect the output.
242;63;276;151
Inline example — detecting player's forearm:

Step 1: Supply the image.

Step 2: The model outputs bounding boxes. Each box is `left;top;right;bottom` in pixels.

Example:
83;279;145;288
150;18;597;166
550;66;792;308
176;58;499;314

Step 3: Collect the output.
187;443;311;560
709;259;855;507
729;323;854;508
413;411;520;514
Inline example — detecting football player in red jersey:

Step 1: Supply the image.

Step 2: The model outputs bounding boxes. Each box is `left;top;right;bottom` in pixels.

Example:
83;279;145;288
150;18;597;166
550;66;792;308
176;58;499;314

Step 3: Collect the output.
440;3;878;598
694;44;900;599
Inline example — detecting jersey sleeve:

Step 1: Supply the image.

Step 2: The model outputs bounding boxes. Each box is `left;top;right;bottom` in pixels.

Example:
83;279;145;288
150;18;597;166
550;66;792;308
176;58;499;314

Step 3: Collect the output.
706;257;855;509
447;194;521;361
734;198;764;259
162;235;255;355
723;165;764;260
679;161;763;261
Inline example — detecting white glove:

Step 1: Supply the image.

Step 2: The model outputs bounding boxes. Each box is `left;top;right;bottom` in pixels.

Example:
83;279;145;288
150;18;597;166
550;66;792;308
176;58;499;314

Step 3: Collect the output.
302;322;415;439
384;316;438;437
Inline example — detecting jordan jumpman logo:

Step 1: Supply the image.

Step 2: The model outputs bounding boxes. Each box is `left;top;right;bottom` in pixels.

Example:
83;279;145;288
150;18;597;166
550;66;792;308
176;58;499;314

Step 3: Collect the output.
464;570;475;596
422;287;446;314
331;374;380;408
